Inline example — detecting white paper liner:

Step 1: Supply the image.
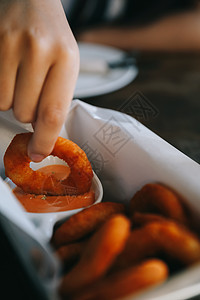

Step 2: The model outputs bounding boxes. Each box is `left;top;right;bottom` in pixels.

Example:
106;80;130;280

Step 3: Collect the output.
1;99;200;300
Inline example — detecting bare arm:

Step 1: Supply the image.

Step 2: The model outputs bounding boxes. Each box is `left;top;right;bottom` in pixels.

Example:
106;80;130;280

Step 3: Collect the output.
78;8;200;51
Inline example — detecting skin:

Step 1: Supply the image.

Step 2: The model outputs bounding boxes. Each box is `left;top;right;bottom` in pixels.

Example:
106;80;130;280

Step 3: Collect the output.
0;0;79;162
78;8;200;51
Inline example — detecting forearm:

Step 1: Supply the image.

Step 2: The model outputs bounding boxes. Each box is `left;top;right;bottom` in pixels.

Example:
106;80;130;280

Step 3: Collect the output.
78;9;200;51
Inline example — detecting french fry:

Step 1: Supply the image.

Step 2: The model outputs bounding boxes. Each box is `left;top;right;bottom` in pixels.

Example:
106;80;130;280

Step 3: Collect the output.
130;183;189;226
52;202;126;247
132;212;170;227
113;220;200;271
71;259;168;300
59;214;131;297
56;183;200;300
56;240;86;267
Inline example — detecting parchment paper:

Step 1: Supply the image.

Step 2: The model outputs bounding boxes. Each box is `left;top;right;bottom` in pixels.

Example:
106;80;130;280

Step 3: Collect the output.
0;100;200;300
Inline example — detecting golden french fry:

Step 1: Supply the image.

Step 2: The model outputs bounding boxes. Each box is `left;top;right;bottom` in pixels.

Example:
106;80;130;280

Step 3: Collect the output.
56;240;86;266
113;220;200;271
71;259;168;300
130;183;188;225
59;214;131;297
52;202;126;247
132;212;169;227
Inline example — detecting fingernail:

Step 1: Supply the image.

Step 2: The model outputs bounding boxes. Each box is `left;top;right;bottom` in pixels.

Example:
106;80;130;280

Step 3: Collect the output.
29;153;45;162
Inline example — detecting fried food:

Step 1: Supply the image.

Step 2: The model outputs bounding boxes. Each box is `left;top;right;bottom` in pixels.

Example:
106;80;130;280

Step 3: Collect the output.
130;183;188;225
56;241;87;267
113;220;200;271
4;132;93;195
51;202;126;247
132;212;169;227
59;214;131;297
112;223;159;271
71;259;168;300
55;181;200;300
150;221;200;265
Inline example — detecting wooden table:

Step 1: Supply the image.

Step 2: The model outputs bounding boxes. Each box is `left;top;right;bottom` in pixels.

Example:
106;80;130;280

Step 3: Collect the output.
82;52;200;165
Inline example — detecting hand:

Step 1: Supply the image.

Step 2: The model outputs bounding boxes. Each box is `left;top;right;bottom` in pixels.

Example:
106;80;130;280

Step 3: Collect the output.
0;0;79;162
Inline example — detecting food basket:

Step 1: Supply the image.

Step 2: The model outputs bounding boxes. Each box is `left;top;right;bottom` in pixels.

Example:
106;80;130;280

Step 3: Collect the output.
0;100;200;299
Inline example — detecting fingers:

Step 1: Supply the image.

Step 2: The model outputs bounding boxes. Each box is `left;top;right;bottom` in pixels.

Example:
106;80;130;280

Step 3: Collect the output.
0;34;19;110
13;50;49;123
27;53;78;161
0;1;79;163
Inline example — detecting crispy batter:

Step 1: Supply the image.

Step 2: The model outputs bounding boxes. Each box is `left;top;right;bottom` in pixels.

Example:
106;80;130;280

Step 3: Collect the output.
4;133;93;195
51;202;126;247
113;220;200;271
71;259;168;300
59;214;131;297
132;212;169;227
56;241;86;266
150;221;200;265
54;182;199;300
130;183;188;225
112;223;159;271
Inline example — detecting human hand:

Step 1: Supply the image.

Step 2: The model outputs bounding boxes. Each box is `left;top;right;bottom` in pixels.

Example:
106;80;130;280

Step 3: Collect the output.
0;0;79;162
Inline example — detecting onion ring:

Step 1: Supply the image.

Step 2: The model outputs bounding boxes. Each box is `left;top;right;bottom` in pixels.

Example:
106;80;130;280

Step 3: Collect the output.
4;132;93;195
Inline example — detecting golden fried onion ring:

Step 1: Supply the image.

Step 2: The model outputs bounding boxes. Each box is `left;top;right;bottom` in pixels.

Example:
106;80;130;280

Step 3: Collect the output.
4;132;93;195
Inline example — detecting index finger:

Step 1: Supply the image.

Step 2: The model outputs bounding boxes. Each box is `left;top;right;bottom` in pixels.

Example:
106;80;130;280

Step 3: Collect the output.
28;56;79;162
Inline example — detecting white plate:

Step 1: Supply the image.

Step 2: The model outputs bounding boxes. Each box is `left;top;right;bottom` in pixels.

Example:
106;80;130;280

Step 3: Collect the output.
74;43;138;98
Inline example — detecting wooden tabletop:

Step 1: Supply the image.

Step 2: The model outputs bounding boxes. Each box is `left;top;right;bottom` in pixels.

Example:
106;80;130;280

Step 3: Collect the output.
81;52;200;165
